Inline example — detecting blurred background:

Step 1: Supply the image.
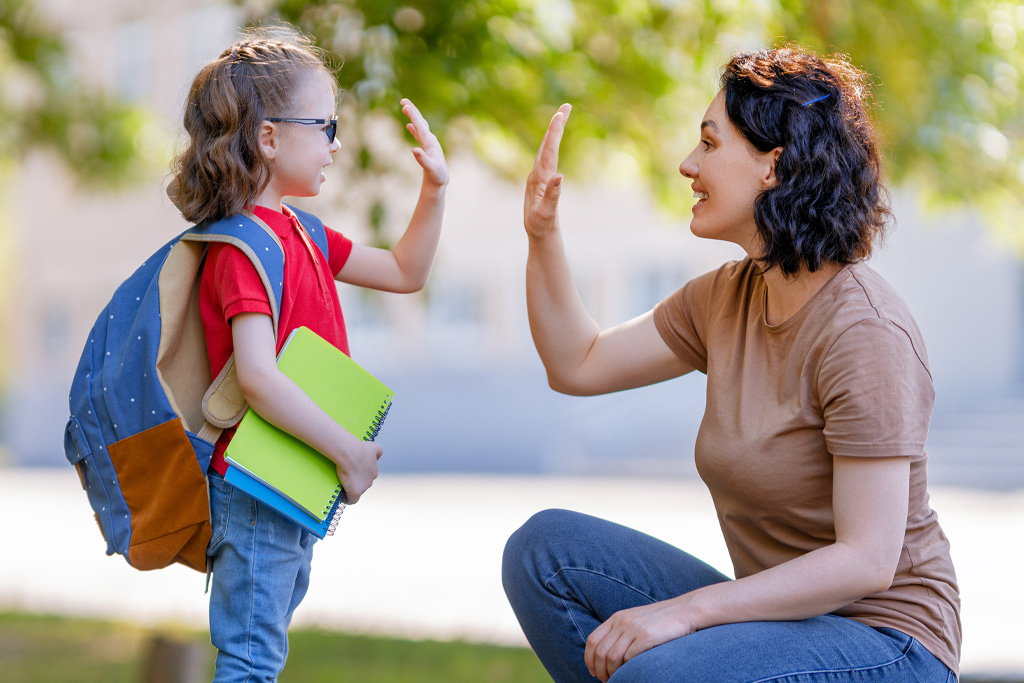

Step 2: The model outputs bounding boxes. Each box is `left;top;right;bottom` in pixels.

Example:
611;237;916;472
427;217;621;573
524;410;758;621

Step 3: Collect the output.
1;0;1022;679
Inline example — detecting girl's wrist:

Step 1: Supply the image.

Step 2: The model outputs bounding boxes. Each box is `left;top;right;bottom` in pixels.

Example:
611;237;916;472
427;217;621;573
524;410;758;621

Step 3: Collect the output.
422;175;449;192
327;428;362;467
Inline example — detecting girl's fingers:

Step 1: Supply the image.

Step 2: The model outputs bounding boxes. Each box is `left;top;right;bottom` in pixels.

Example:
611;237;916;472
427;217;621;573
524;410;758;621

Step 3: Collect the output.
401;98;430;133
405;117;441;153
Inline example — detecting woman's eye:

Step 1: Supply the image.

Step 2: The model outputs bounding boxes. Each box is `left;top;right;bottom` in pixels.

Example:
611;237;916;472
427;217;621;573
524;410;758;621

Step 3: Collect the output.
701;139;711;150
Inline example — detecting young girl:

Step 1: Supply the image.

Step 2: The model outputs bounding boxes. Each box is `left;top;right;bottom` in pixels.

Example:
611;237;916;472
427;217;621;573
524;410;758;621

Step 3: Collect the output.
169;29;448;681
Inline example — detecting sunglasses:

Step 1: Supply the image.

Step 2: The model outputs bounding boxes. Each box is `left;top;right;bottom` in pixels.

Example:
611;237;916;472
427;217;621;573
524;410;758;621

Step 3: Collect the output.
266;116;338;143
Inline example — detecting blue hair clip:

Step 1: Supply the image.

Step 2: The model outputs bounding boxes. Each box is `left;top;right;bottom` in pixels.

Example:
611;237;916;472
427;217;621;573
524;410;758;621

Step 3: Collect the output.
802;93;830;107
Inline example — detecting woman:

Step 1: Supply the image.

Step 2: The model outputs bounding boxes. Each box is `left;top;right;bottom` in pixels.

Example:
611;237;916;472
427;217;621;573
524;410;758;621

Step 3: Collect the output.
502;47;960;683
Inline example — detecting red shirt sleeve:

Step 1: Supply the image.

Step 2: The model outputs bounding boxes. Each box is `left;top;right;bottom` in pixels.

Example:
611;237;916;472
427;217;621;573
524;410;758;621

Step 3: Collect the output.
206;242;274;321
199;242;274;383
326;226;353;276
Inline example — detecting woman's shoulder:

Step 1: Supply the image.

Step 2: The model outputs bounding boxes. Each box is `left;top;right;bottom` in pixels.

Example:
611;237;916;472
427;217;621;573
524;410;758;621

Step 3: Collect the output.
688;256;761;299
821;261;930;366
831;261;919;329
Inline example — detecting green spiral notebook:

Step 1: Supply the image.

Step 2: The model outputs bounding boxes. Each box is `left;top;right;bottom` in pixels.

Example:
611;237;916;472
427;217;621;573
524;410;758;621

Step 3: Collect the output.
224;326;394;522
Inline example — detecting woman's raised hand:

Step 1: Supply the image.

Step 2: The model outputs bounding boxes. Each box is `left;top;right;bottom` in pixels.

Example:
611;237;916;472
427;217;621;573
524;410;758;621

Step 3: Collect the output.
524;104;571;238
401;98;449;188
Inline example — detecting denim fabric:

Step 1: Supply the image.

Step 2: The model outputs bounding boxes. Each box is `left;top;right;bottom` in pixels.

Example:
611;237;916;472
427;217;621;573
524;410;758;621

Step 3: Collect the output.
207;472;317;682
503;509;955;683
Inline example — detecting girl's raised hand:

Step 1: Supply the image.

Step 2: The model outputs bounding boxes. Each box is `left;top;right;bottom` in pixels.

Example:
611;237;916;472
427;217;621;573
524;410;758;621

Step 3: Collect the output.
401;98;449;188
524;103;571;239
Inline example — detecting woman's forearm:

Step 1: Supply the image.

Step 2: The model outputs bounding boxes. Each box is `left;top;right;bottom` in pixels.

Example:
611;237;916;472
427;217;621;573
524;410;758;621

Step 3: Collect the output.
525;228;602;393
681;541;895;630
680;455;910;629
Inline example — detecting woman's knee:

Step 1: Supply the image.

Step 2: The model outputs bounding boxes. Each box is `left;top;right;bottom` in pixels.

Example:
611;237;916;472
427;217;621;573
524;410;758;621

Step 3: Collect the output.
502;508;588;590
504;507;591;559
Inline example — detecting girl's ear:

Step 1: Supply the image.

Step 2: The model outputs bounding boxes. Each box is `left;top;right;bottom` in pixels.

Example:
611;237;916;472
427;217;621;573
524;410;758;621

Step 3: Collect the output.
259;121;278;160
762;147;783;189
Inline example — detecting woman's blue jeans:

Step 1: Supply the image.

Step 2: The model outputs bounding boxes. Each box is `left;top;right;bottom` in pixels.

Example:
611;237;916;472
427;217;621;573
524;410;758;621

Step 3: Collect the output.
502;509;955;683
207;472;317;682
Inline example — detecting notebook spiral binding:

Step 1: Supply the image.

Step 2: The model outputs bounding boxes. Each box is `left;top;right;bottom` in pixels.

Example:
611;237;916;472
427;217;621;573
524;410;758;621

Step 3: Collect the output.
364;398;393;441
323;487;346;537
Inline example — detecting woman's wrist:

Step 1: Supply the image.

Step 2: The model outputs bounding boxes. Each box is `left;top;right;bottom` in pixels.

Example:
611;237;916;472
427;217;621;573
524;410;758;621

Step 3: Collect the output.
669;588;717;633
525;221;561;243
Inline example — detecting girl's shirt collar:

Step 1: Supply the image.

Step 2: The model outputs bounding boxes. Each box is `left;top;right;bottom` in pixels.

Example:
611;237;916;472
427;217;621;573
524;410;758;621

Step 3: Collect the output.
251;204;297;239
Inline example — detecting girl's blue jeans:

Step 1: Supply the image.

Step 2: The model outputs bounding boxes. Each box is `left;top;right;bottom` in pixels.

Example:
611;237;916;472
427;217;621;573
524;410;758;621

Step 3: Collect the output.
207;472;317;682
502;509;955;683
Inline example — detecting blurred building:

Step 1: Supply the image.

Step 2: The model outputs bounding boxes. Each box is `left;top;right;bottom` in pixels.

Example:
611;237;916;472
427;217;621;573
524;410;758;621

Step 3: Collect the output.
3;0;1023;487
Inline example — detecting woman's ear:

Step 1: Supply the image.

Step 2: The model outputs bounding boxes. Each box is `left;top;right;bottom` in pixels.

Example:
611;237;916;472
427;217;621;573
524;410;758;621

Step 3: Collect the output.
763;147;783;189
259;121;278;160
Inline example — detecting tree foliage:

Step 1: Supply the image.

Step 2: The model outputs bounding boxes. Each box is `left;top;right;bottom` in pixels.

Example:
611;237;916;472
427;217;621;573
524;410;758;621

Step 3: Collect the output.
246;0;1024;252
4;0;1022;250
0;0;146;184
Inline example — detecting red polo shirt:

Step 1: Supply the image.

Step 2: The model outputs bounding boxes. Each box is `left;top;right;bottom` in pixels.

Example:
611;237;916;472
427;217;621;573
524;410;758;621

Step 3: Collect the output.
199;204;354;474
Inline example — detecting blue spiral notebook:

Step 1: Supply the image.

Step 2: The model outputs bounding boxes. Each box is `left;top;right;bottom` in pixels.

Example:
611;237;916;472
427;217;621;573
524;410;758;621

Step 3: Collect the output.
224;466;339;538
223;326;393;536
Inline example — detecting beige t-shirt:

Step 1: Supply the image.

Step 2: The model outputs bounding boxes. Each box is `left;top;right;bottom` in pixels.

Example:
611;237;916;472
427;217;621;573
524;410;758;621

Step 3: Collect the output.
653;257;961;674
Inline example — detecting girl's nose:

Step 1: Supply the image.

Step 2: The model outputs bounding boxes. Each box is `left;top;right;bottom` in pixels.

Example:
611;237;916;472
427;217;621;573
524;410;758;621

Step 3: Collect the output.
330;137;341;153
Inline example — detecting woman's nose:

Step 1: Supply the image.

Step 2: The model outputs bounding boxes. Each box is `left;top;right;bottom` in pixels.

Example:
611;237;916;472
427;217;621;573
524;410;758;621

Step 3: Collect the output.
679;149;698;178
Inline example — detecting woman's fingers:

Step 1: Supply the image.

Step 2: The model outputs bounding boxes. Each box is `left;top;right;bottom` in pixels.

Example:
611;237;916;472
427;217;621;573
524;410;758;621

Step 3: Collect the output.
532;103;572;176
537;174;562;218
524;104;572;236
587;625;631;682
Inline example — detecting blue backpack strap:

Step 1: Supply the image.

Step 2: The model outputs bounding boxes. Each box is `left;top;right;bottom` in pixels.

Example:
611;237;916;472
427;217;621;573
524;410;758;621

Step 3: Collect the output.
181;211;287;429
285;203;330;263
181;211;286;330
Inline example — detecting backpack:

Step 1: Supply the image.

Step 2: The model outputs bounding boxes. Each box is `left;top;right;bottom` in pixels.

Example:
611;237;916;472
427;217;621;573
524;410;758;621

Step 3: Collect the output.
63;205;329;572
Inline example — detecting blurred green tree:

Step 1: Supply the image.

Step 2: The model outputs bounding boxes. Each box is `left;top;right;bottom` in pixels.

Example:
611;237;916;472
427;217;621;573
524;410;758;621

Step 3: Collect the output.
244;0;1024;253
0;0;147;184
4;0;1022;250
1;0;149;391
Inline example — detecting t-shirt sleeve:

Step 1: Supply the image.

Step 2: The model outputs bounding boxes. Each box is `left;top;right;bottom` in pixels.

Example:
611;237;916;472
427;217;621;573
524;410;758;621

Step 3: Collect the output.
818;318;935;458
206;243;273;322
326;226;354;276
652;267;720;373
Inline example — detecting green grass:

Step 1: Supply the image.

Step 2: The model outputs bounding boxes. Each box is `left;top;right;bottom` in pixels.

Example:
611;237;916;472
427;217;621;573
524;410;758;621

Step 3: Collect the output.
2;611;1018;682
0;611;550;682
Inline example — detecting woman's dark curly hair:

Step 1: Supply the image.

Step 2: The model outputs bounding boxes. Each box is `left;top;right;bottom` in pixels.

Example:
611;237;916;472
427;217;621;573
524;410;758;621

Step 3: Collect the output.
169;28;335;224
721;47;892;276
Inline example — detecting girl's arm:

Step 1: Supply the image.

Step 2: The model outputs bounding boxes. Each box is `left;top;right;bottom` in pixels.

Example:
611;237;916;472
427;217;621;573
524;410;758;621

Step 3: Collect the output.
230;312;382;504
525;105;693;396
337;98;448;294
584;454;911;682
